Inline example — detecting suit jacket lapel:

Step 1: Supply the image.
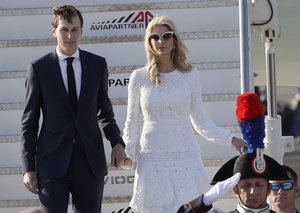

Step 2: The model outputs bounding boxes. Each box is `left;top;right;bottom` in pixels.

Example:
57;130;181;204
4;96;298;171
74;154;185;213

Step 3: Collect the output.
77;50;89;116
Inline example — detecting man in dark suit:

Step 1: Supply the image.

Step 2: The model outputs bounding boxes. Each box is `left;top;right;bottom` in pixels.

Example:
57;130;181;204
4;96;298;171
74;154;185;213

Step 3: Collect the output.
21;5;126;213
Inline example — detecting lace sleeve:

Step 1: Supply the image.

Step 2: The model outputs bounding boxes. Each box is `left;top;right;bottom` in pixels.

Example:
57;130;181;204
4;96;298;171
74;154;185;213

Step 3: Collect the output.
189;69;234;148
122;69;143;162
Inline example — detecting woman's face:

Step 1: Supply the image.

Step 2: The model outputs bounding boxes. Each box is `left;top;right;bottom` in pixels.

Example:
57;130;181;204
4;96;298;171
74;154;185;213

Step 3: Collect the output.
149;25;175;60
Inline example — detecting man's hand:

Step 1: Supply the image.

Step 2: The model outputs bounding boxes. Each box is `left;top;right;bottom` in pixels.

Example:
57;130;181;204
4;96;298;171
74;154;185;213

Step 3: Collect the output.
111;143;127;168
23;171;38;194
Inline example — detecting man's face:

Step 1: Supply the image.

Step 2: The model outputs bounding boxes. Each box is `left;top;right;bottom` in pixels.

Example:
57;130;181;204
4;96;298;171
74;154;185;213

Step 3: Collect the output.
234;178;271;209
269;179;298;210
52;15;82;56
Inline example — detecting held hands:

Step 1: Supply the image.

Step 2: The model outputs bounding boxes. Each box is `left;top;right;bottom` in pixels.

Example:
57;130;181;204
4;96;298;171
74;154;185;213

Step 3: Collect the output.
203;172;241;206
111;143;133;169
120;157;133;169
111;143;127;168
23;171;38;194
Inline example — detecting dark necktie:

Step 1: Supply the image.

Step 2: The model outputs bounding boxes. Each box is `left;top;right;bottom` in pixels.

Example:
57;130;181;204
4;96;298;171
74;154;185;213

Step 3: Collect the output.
65;57;77;114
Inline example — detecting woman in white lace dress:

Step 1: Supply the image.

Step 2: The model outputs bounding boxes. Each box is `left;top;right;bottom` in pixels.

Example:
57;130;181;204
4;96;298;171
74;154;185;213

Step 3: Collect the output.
121;16;244;213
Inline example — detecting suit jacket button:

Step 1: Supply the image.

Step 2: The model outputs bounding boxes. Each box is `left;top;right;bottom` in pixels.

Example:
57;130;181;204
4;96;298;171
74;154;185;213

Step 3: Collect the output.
73;140;76;144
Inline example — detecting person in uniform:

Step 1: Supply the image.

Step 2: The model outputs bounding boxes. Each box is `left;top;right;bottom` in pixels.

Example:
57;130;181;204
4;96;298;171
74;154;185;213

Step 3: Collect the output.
178;92;290;213
178;152;289;213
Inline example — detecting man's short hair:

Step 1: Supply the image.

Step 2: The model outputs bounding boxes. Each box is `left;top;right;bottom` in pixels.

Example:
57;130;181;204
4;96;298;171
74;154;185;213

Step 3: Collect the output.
52;5;83;28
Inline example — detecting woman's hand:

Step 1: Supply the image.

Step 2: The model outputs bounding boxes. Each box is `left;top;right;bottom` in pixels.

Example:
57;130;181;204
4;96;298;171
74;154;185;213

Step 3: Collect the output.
120;157;133;169
231;137;247;154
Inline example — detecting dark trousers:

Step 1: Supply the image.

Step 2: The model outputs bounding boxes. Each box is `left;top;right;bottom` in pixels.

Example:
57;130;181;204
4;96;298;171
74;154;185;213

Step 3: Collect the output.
38;141;104;213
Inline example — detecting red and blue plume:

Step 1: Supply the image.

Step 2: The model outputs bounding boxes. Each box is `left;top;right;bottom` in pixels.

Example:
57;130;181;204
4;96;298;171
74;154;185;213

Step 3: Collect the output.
236;92;265;153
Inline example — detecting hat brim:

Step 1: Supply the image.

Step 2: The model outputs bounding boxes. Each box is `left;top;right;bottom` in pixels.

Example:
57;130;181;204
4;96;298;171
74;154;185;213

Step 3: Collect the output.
210;156;238;185
210;153;289;185
265;155;290;181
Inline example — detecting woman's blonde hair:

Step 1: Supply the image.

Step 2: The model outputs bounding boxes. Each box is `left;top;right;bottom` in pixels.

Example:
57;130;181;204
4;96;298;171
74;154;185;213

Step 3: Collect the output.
145;16;192;85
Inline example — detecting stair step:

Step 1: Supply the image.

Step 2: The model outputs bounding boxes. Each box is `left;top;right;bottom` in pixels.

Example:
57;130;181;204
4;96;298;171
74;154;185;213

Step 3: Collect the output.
0;93;240;110
0;195;131;208
0;99;239;137
0;195;237;213
0;31;238;49
0;61;240;103
0;0;239;42
0;61;240;79
0;197;131;213
0;167;135;200
0;62;240;102
0;121;241;168
0;162;228;201
1;0;238;13
0;62;240;103
0;37;239;72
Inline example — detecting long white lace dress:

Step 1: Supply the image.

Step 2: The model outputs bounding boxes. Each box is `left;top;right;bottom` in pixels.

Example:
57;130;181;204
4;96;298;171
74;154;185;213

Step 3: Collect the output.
123;67;234;213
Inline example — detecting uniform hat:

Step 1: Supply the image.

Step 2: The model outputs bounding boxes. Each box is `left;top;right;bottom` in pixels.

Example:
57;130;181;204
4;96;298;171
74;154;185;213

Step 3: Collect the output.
211;92;289;184
211;152;289;184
